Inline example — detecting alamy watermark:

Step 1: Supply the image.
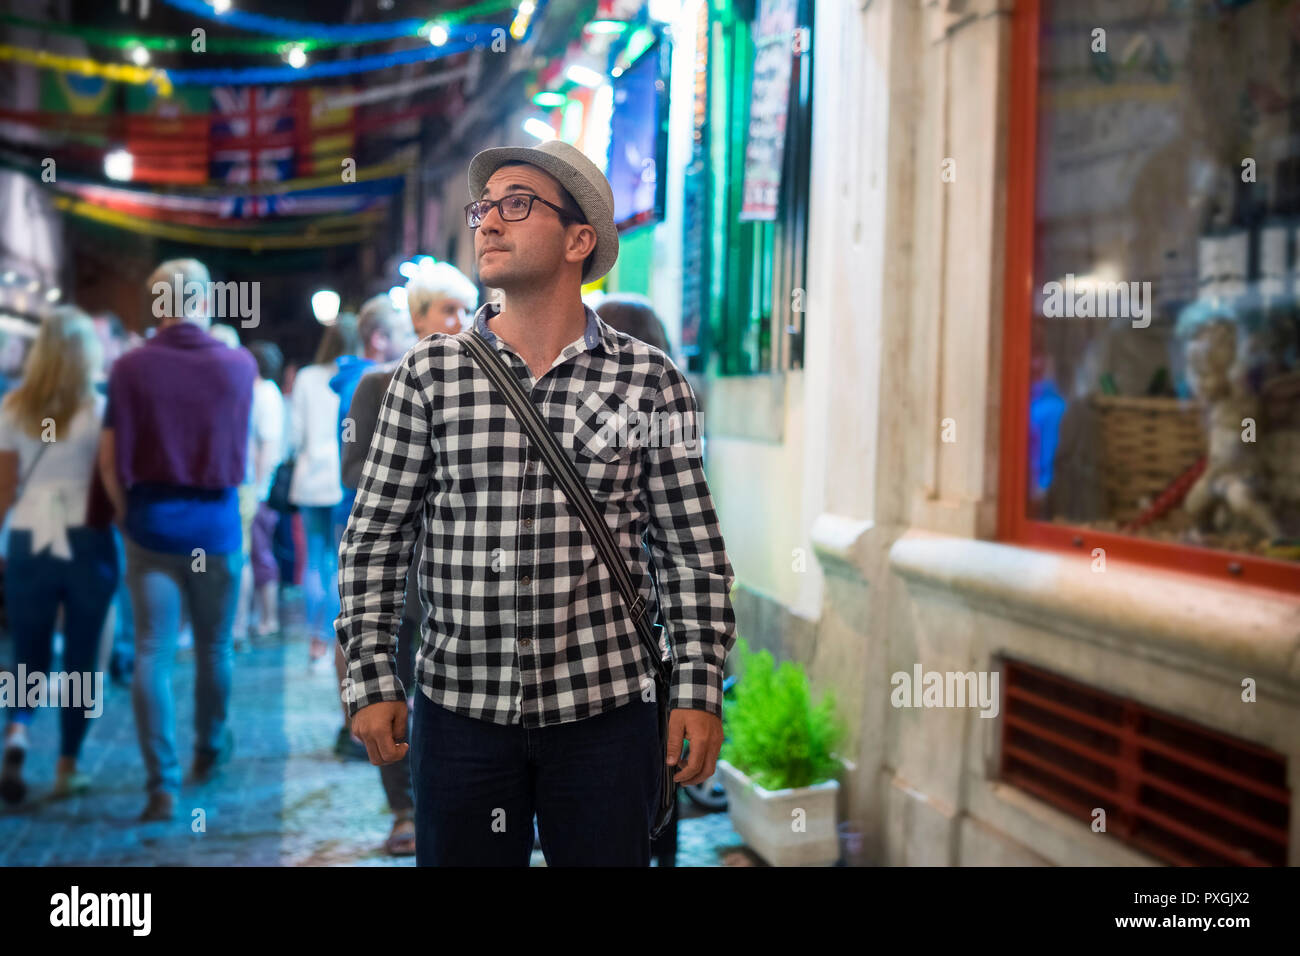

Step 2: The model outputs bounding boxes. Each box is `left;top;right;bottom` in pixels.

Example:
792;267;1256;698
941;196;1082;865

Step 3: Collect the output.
890;665;1000;719
594;403;703;451
152;273;260;329
1041;273;1151;329
50;886;151;936
0;667;104;718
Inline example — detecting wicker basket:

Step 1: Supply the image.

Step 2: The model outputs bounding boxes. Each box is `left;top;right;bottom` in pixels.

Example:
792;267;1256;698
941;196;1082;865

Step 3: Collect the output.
1091;395;1207;524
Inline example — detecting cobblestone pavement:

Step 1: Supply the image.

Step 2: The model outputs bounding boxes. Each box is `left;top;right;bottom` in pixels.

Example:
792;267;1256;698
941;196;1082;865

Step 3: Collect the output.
0;623;748;867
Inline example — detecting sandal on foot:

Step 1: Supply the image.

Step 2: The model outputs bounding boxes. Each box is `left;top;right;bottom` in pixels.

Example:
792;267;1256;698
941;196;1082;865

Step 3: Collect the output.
52;770;92;799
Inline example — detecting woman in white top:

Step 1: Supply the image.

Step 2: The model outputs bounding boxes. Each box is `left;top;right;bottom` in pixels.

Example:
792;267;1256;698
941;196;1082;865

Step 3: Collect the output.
231;340;287;647
289;315;358;663
234;342;286;644
0;307;119;805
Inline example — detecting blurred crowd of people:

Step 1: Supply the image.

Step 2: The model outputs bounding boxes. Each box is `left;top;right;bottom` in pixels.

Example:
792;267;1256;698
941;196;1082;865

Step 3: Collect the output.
0;253;674;858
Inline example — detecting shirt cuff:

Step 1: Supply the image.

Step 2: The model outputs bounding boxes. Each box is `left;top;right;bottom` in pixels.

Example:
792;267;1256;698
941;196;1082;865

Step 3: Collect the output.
342;652;407;719
669;660;725;718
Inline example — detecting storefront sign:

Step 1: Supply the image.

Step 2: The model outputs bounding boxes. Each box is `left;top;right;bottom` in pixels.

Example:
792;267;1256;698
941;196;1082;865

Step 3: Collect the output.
681;0;710;360
739;0;797;221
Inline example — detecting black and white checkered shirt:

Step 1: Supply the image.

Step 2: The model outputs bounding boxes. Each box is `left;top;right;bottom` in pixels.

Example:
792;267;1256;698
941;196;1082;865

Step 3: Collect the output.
336;300;737;728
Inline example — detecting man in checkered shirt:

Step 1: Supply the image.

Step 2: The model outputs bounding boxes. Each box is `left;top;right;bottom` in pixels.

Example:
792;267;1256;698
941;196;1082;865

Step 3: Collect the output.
336;141;737;866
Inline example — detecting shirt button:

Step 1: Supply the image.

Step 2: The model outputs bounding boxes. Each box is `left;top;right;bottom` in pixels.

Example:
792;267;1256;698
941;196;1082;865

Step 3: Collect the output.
520;574;531;586
519;638;531;647
523;517;533;529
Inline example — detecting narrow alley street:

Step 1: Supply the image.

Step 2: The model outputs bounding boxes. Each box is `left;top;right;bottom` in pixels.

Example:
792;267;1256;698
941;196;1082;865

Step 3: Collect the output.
0;616;749;867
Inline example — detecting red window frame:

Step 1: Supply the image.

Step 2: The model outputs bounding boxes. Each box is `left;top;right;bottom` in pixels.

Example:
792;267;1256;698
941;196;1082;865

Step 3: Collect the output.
997;0;1300;594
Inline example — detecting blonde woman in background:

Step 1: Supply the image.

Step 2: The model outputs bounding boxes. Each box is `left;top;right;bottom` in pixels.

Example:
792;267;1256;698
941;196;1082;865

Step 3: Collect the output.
0;307;119;805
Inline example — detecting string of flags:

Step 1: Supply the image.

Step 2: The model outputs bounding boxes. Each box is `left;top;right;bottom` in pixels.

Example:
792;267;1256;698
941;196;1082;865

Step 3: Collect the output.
0;0;547;249
0;43;172;96
51;194;376;248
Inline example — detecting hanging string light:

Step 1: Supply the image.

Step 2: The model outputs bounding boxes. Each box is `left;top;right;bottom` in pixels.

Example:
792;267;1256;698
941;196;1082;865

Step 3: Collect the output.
167;34;475;86
511;0;537;41
2;2;517;53
1;13;322;53
160;0;434;42
0;2;536;91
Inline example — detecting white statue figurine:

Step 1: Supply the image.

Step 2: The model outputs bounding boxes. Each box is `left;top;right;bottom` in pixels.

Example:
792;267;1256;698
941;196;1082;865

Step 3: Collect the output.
1182;318;1281;540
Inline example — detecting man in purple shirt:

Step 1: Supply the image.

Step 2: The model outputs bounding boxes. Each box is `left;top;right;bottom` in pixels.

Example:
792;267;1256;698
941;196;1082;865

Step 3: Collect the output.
98;258;257;822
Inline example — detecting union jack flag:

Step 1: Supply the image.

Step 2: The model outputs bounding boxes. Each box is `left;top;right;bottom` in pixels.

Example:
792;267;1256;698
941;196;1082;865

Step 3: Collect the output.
219;194;287;218
210;86;296;185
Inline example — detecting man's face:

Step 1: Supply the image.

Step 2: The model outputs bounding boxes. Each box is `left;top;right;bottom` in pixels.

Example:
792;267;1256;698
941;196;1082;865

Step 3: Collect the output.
473;165;594;289
413;295;471;339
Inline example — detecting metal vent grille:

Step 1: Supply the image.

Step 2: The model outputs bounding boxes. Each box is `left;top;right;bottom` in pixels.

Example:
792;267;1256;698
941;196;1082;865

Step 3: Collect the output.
998;659;1289;866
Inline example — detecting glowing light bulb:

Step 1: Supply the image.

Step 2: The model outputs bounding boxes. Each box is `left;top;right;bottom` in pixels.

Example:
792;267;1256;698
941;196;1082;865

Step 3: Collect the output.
105;150;134;181
311;290;340;324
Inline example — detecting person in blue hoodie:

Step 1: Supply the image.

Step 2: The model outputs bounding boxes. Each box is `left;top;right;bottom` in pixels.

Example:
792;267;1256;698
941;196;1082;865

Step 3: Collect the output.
326;294;414;758
329;294;415;528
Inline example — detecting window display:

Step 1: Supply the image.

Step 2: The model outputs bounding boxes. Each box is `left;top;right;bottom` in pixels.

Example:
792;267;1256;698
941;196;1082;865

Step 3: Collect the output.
1027;0;1300;566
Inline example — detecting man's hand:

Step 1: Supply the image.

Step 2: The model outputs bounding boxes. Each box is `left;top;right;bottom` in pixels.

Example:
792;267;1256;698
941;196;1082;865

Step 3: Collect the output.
665;708;723;786
350;700;409;765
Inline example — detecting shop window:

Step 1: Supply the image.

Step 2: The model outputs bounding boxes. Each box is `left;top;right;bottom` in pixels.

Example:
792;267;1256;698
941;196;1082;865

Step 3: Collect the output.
707;0;811;376
999;659;1289;866
1000;0;1300;590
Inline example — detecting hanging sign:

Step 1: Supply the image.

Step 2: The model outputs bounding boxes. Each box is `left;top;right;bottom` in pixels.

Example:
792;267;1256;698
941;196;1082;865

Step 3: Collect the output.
739;0;797;221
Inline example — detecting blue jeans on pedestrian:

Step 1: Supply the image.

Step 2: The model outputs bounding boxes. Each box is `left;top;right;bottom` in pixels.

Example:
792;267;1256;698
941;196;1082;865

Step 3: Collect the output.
125;536;241;796
299;505;338;640
109;527;134;681
3;527;118;758
409;690;661;866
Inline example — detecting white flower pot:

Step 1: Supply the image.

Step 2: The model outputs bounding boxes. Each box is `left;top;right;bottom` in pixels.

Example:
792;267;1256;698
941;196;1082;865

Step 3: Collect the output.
717;758;840;866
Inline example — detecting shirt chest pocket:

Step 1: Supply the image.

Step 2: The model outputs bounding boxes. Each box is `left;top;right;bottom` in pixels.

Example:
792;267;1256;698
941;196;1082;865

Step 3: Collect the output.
570;390;641;496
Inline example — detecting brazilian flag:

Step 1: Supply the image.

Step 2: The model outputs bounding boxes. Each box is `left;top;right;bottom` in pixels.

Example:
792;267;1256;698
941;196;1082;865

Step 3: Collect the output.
40;72;116;115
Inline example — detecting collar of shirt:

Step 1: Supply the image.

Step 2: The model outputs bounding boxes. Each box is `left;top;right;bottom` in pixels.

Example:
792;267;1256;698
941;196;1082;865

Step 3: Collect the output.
470;300;621;360
148;321;225;351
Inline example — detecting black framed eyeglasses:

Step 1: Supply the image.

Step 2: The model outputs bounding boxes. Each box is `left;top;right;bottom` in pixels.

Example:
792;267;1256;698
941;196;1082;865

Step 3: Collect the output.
464;193;585;229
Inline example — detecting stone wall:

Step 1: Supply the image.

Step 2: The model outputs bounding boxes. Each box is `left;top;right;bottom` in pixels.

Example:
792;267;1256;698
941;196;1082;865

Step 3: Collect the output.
703;0;1300;866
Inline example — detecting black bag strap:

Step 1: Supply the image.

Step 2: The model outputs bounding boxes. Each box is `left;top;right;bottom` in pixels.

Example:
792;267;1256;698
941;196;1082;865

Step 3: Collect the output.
15;439;52;504
460;327;670;687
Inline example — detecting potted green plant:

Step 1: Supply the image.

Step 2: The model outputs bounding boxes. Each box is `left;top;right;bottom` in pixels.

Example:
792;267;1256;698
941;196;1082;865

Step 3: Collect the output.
718;639;846;866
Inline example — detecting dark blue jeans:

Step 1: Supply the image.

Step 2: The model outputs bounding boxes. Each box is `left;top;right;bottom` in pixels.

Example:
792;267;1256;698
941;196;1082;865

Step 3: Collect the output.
4;527;119;758
410;690;661;866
